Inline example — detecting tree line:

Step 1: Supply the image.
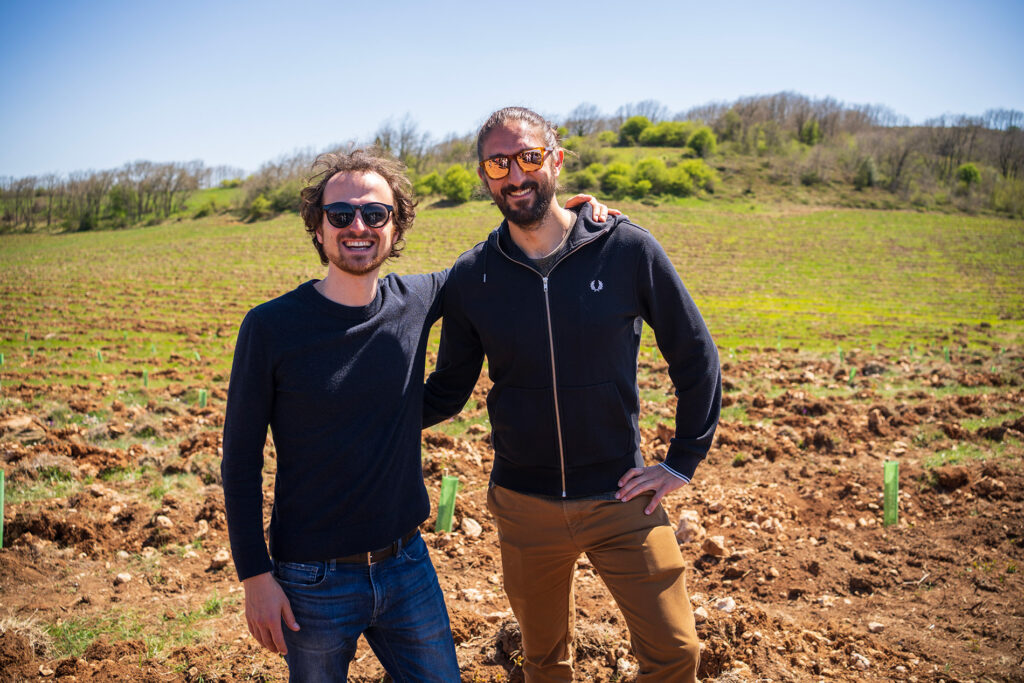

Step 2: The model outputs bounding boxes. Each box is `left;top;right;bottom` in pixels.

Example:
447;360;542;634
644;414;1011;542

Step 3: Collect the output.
0;161;241;232
3;92;1022;232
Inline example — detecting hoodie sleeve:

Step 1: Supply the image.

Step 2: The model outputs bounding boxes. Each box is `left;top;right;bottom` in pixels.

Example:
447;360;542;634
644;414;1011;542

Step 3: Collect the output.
635;233;721;481
221;309;275;581
423;266;485;428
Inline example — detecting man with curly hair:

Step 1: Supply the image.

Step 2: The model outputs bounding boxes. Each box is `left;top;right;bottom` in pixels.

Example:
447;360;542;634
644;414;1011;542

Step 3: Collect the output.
222;148;609;681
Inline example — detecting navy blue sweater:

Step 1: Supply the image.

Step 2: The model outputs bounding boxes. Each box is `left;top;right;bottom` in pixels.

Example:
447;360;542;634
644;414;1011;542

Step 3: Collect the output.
222;275;445;581
424;207;720;497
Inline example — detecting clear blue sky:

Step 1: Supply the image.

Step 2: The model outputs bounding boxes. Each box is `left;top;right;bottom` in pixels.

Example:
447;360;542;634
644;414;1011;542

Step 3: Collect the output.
2;0;1022;179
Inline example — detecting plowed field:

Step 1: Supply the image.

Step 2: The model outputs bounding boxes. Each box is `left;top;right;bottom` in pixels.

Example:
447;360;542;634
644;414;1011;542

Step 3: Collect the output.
2;203;1022;681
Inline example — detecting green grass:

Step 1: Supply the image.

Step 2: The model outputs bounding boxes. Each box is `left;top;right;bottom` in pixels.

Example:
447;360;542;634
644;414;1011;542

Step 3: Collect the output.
1;200;1022;401
961;411;1023;432
922;434;1023;469
721;402;751;424
6;468;84;504
43;591;236;661
45;612;145;658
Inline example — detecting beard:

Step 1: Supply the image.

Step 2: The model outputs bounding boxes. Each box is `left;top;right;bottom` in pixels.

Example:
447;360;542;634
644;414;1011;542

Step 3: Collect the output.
325;235;391;276
492;172;558;230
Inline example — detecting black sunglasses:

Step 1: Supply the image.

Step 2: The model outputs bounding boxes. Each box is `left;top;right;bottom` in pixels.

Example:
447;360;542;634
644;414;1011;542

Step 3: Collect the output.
322;201;394;229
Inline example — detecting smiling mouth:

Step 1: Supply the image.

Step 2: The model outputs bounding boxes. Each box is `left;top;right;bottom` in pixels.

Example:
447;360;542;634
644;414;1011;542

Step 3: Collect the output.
504;183;537;200
342;239;375;251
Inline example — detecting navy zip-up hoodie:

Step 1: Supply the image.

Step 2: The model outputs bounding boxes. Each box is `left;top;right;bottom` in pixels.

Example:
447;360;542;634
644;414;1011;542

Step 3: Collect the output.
424;205;721;497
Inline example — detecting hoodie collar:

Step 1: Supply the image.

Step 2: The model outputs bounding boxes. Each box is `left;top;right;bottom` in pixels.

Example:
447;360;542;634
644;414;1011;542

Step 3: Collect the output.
489;202;624;265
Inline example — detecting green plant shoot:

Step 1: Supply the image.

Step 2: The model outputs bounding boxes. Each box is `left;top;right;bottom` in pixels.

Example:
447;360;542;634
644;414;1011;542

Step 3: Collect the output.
883;461;899;526
435;475;460;533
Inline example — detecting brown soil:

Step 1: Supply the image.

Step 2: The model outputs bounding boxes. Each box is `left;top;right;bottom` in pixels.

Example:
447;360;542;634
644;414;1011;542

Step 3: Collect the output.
1;348;1023;682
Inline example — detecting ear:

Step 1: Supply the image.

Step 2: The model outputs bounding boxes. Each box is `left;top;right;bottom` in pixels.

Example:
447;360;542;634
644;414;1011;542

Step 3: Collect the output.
315;226;324;244
477;165;487;183
552;148;565;176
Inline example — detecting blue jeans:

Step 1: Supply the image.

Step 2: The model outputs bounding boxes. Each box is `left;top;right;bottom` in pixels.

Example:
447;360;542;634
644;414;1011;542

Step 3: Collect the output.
273;532;459;682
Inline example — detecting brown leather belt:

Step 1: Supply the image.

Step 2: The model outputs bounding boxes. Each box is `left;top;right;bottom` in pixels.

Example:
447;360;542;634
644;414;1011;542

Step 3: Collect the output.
334;529;418;565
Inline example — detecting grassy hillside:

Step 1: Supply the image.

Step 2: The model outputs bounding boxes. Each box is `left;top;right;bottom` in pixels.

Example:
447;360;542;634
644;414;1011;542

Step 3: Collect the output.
1;200;1021;399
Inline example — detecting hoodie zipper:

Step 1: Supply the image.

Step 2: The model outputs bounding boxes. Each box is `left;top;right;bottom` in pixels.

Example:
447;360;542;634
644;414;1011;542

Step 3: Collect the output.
540;275;566;496
493;225;609;498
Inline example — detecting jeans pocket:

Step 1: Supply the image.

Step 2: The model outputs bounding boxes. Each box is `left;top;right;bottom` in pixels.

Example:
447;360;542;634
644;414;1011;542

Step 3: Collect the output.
273;560;327;587
399;532;429;563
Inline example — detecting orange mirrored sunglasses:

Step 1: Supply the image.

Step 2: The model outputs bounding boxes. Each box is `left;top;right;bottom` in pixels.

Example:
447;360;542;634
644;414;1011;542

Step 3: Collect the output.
479;147;554;179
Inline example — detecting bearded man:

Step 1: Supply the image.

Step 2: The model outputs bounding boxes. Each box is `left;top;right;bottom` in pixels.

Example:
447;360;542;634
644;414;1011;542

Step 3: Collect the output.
424;107;721;682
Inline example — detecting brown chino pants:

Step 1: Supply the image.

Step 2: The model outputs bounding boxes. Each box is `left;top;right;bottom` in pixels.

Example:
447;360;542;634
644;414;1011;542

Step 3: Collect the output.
487;484;700;683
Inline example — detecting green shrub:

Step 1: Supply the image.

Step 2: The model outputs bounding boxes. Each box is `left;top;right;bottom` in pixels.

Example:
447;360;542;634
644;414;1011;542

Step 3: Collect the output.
596;131;617;146
193;201;217;218
414;171;443;196
601;161;633;198
247;194;271;221
687;126;717;158
77;212;97;232
619;116;651;145
992;177;1024;218
602;173;631;198
799;119;823;145
678;159;718;192
717;109;742;142
800;169;823;186
568;170;599;193
665;166;695;197
269;180;303;212
638;121;694;147
569;139;610;168
854;157;879;190
956;163;981;186
633;158;670;194
631;179;653;198
219;178;243;189
441;165;475;203
561;136;581;151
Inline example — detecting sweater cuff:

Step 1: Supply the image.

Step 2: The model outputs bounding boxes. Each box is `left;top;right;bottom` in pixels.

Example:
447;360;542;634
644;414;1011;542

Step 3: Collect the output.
659;462;691;483
663;444;705;482
234;552;274;583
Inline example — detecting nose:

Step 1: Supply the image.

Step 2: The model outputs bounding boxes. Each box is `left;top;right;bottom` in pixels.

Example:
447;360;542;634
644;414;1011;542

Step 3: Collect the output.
347;209;373;233
507;160;528;186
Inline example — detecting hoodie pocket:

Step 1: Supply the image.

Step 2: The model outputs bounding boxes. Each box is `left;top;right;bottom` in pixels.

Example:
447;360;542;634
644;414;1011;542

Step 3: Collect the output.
489;386;560;468
559;382;633;465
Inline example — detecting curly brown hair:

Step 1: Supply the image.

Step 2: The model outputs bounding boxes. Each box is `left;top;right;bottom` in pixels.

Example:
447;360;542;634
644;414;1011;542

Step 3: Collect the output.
299;149;416;265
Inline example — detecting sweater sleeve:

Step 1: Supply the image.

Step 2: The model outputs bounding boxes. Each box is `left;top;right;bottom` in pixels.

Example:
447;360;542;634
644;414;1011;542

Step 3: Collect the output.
406;269;450;327
635;234;721;481
221;310;275;581
423;267;485;428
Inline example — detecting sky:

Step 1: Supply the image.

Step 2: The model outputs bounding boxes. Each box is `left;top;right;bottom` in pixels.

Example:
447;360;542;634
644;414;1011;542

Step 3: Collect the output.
2;0;1022;179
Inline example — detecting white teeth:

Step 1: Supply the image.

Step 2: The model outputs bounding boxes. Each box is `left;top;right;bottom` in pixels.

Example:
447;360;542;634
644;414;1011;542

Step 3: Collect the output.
343;240;373;248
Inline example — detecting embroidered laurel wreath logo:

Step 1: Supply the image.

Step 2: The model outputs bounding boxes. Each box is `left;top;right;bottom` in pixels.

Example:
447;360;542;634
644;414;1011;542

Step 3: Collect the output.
590;279;604;292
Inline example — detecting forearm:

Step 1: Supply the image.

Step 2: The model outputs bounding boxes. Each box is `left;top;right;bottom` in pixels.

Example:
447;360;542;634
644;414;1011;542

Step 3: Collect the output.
640;238;722;480
422;290;485;427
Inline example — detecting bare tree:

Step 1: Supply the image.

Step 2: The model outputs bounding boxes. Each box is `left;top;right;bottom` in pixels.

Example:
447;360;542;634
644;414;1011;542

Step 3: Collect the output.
395;114;431;171
614;100;670;127
40;173;63;227
984;109;1024;178
564;103;603;137
209;165;246;187
926;115;983;179
679;101;729;125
